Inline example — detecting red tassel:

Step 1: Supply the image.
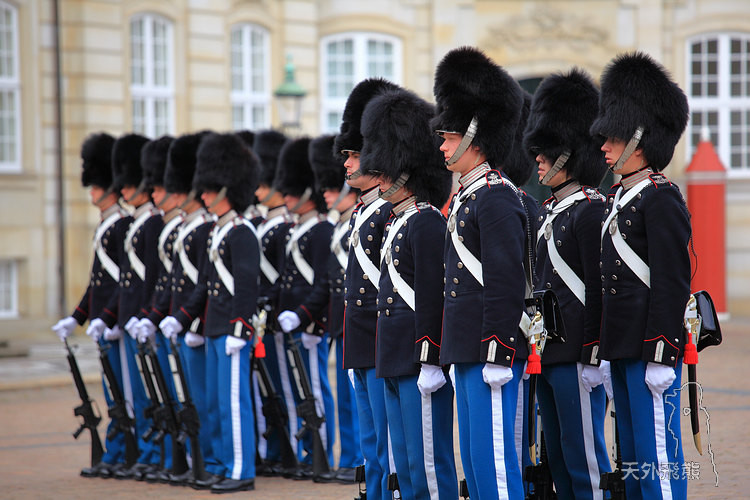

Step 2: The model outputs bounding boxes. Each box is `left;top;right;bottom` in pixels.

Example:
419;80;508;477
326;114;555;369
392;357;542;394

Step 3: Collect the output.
684;333;698;365
254;341;266;359
526;345;541;374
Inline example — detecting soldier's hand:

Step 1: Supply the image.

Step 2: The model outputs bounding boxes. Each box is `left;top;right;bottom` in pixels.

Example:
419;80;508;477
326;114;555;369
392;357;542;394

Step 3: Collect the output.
598;360;614;400
645;362;676;395
184;332;205;348
86;318;107;343
482;363;513;389
225;336;247;356
103;326;123;341
137;318;157;344
580;363;603;392
159;316;183;340
277;310;301;333
347;369;356;389
300;332;322;350
125;316;140;339
52;316;77;341
417;364;447;396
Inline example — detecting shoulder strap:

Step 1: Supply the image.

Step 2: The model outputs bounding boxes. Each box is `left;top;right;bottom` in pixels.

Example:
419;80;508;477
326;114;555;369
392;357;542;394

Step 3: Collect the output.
350;198;387;289
381;206;419;310
94;210;125;282
209;217;258;296
157;214;184;274
175;212;211;285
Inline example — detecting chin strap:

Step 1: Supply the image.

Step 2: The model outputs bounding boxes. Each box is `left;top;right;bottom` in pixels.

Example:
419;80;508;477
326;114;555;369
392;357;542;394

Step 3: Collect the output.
610;126;645;173
541;150;571;185
289;186;312;212
126;179;149;204
260;187;276;204
329;182;351;212
444;116;478;166
179;190;197;210
156;192;173;209
345;168;362;180
95;187;114;206
379;172;410;199
208;186;228;210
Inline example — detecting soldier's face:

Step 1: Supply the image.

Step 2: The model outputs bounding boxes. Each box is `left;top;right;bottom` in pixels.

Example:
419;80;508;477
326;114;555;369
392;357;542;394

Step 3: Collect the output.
439;132;481;175
536;153;569;187
602;137;645;175
323;189;341;210
255;184;271;205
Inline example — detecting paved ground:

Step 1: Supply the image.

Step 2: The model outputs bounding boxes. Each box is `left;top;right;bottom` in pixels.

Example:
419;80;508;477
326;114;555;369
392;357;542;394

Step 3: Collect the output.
1;320;748;498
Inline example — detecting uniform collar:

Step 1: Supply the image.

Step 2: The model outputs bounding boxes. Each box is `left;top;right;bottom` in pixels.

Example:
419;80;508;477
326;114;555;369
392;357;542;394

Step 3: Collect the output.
551;179;581;202
458;162;491;190
163;207;183;223
133;201;155;218
100;203;123;220
391;195;417;216
620;166;654;190
183;207;209;224
339;205;355;223
297;209;320;225
217;209;238;227
266;204;289;220
359;185;380;206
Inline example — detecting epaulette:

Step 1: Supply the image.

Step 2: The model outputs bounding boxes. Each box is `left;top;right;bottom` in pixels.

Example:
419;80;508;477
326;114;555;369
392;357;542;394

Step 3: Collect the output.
648;172;672;187
415;201;434;212
543;195;555;207
582;186;606;201
485;169;506;187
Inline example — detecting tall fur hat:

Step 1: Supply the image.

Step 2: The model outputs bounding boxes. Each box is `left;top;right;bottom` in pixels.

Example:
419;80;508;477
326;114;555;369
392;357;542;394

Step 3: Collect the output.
235;130;255;149
333;78;401;157
504;91;536;186
80;132;115;189
194;132;259;212
164;132;208;194
432;46;523;167
111;133;150;190
141;136;174;189
524;68;607;186
275;137;327;212
309;134;346;192
253;130;288;187
590;52;689;171
360;88;452;207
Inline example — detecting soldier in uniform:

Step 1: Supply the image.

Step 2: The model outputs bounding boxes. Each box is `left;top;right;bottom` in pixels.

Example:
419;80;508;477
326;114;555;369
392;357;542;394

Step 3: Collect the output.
52;132;131;478
359;87;456;499
336;78;399;499
523;68;611;499
309;133;363;483
274;137;336;469
432;47;528;500
591;52;690;500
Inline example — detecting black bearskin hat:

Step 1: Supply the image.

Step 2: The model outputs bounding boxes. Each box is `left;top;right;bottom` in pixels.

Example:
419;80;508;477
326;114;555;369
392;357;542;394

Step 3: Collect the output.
590;52;689;171
111;133;149;191
275;137;327;212
504;91;536;187
81;132;115;189
164;132;207;194
360;88;452;208
194;132;259;212
432;46;523;167
235;130;255;149
333;78;401;157
309;134;346;192
141;136;174;189
524;69;607;186
254;130;288;187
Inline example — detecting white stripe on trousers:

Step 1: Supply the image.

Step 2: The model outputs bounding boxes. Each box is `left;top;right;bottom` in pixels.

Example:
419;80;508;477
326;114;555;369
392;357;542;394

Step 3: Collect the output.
576;363;604;500
252;370;267;458
515;375;524;478
491;384;510;500
118;339;134;418
651;388;674;500
420;393;439;500
230;349;243;479
275;333;298;452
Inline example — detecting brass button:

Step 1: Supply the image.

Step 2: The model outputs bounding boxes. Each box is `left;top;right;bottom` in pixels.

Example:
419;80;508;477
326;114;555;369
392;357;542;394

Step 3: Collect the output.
457;262;463;269
450;291;456;297
453;277;459;284
356;300;362;306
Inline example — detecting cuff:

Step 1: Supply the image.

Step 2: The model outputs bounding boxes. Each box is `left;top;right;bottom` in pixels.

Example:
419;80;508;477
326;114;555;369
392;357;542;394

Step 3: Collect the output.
480;335;516;367
580;341;601;366
414;336;440;365
642;334;681;367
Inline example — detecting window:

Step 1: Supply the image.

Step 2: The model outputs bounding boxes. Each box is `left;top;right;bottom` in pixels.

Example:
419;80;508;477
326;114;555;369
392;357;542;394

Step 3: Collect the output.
130;14;174;137
0;1;20;172
687;33;750;173
0;260;17;318
320;33;402;133
230;24;271;131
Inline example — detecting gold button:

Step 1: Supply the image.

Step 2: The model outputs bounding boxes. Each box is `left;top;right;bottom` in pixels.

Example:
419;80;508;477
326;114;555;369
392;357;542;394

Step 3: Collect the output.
356;300;362;306
505;355;511;361
453;277;459;284
359;287;365;294
457;262;463;269
387;297;393;304
450;291;456;297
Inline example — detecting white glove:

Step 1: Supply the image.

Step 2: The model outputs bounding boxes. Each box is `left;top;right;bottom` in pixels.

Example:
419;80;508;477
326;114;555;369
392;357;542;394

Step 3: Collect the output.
645;362;676;395
86;318;107;343
277;310;301;333
185;332;205;348
103;326;123;341
417;364;447;396
52;316;77;341
580;363;603;393
125;316;140;339
301;332;322;350
159;316;183;340
482;363;514;390
225;336;247;356
137;318;157;344
599;360;614;400
348;369;356;389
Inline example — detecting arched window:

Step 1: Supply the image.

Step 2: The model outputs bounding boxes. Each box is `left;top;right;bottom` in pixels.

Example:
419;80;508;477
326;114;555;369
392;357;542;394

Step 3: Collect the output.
130;14;174;137
0;1;20;172
320;32;402;133
230;23;271;130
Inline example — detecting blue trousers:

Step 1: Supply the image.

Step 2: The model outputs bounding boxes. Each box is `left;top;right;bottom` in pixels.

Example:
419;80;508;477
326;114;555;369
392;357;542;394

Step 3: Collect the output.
516;373;531;497
384;374;457;500
611;359;686;500
455;362;525;500
121;332;158;465
332;336;363;469
353;367;391;499
536;362;610;500
205;336;255;480
98;337;126;464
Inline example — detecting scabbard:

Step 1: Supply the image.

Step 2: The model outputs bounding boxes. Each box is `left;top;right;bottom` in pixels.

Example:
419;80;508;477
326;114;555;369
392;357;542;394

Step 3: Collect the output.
528;374;537;463
687;364;702;455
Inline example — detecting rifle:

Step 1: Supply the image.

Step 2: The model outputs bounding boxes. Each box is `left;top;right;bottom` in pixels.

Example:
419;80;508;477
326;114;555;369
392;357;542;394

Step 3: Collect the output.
64;339;104;467
169;335;209;481
99;342;138;467
599;402;626;499
524;431;557;500
253;301;299;477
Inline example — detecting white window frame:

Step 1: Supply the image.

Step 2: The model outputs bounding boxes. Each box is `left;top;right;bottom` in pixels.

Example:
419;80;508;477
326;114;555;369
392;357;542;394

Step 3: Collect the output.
0;1;21;173
0;260;18;318
686;32;750;177
319;32;402;133
130;13;175;137
230;23;271;131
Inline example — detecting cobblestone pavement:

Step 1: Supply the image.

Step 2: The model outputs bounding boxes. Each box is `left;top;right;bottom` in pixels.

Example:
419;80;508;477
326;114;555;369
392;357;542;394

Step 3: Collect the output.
1;320;748;498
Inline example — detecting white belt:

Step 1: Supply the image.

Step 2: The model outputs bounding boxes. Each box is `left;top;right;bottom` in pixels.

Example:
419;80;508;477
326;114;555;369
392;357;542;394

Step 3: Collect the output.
124;209;155;281
175;212;211;285
209;217;259;296
257;215;286;284
381;207;418;310
350;198;387;290
157;215;183;275
93;211;124;282
330;221;350;271
286;216;320;286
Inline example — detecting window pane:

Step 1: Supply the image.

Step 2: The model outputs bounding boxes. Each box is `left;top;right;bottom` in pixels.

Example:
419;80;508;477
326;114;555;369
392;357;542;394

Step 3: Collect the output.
231;29;244;91
132;99;146;135
232;105;244;130
130;19;144;85
0;260;16;315
0;4;15;79
0;89;16;163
